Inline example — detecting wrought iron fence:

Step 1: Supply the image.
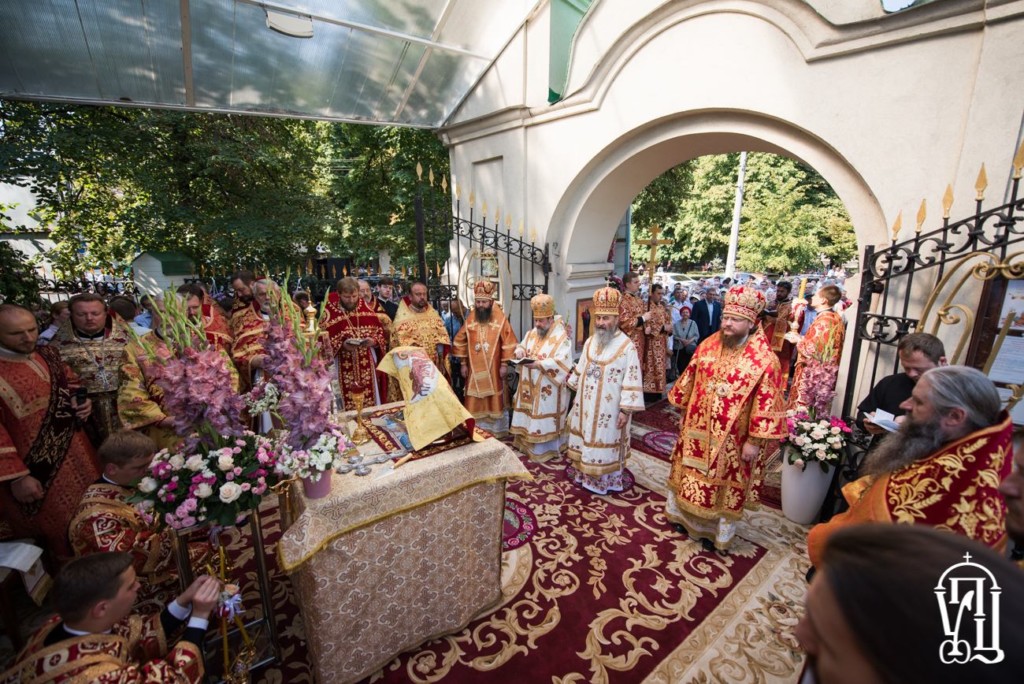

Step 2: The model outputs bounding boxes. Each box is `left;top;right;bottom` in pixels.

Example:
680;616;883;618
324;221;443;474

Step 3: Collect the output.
842;149;1024;419
36;276;137;302
418;178;551;342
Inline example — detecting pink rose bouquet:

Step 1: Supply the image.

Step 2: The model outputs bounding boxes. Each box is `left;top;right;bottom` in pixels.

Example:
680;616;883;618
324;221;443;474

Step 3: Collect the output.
134;431;281;529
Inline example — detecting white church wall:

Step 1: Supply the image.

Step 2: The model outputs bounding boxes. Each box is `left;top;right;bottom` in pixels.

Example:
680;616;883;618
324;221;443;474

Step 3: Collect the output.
444;0;1024;398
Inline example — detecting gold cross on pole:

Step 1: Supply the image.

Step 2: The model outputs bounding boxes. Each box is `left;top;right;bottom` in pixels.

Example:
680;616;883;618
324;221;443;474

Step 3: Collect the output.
634;224;672;279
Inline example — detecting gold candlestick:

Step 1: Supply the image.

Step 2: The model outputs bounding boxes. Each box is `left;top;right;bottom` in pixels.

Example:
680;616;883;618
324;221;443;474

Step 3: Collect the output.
351;393;370;445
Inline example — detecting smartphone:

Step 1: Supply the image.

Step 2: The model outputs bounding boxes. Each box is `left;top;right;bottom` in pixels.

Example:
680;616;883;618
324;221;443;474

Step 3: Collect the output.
74;387;88;405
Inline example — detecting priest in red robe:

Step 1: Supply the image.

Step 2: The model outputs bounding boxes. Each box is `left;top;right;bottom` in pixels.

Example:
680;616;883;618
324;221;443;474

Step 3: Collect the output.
320;277;389;409
665;286;785;551
0;304;100;561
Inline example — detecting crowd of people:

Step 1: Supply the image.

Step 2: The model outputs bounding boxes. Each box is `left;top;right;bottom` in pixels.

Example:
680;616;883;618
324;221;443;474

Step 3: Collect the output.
1;264;1021;681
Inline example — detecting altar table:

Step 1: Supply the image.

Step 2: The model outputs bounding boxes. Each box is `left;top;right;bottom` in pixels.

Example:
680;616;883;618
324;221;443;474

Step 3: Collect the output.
277;417;531;684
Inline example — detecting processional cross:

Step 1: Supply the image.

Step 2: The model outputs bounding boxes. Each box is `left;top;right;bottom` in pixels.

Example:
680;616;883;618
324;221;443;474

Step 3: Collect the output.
634;224;672;279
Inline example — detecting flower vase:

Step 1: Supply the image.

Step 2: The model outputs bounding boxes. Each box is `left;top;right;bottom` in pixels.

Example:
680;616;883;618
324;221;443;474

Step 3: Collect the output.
781;454;835;525
301;471;333;500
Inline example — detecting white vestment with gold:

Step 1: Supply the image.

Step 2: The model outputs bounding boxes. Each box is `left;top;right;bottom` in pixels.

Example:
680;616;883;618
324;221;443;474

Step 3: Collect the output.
565;330;643;494
509;317;572;461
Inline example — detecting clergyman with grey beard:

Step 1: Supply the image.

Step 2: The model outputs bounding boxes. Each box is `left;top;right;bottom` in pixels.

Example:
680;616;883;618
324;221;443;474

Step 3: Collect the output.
806;365;1014;569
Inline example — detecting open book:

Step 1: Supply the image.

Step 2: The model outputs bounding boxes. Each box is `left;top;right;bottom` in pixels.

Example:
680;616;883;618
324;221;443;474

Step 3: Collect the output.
867;409;900;433
508;358;537;366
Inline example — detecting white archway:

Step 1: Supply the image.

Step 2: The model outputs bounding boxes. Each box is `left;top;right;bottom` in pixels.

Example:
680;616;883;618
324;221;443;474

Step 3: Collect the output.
548;110;881;301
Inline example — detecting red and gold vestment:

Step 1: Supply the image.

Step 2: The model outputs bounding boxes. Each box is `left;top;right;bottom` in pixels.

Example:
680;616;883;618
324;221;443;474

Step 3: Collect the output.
0;613;204;684
617;291;646;364
67;482;209;612
0;346;99;558
762;297;797;376
666;329;785;546
788;309;844;411
51;318;132;445
229;299;268;390
200;300;233;353
642;301;672;393
453;305;518;435
807;413;1013;567
320;295;389;409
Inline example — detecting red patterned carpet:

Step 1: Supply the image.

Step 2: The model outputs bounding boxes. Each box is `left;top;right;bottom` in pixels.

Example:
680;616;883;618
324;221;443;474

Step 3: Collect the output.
361;455;783;684
222;445;799;683
2;444;806;683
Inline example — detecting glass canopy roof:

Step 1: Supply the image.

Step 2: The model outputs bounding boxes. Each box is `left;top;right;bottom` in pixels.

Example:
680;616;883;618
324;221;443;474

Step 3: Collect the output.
0;0;536;128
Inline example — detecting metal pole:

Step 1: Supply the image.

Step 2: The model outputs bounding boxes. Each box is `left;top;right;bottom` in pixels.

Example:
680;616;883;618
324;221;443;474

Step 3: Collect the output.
726;151;747;278
415;191;427;282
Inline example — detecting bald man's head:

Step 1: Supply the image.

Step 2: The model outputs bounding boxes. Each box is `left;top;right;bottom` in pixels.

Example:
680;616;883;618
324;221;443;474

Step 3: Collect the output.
0;304;40;354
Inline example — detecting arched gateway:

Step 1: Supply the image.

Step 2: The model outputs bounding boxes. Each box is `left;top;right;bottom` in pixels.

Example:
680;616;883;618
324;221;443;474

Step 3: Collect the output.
440;0;1024;404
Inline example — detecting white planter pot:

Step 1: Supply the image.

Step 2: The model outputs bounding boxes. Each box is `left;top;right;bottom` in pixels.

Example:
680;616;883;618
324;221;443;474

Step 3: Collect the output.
781;456;835;525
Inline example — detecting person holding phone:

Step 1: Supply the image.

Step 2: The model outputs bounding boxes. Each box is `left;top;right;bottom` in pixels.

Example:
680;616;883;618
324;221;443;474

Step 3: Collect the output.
0;303;99;562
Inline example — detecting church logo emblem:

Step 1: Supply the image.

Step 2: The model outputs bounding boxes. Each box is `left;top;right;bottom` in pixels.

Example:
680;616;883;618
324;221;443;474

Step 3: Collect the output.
934;552;1004;664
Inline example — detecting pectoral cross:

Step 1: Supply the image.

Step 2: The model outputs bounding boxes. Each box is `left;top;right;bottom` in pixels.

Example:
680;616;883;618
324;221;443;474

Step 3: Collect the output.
634;224;672;278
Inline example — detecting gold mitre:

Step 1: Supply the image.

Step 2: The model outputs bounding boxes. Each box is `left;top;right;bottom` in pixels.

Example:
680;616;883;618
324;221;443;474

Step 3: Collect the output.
592;286;621;316
530;294;555;318
473;279;497;301
723;284;766;322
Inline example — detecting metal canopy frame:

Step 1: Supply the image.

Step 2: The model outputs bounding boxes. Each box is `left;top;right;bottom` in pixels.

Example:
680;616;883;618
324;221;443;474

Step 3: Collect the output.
0;0;538;128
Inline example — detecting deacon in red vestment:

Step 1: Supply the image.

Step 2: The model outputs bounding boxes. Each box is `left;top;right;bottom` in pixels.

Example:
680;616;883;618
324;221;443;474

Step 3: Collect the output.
666;286;785;551
229;270;269;390
68;431;210;613
787;284;845;412
320;277;389;410
761;279;798;378
0;552;218;684
453;280;519;436
618;271;647;367
807;366;1013;567
0;304;99;560
642;283;673;398
177;283;233;353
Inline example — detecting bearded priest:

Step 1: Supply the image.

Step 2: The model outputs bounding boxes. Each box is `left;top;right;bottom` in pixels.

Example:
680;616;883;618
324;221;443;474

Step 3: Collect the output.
665;285;785;552
453;280;519;436
510;294;572;461
320;277;389;410
565;287;644;495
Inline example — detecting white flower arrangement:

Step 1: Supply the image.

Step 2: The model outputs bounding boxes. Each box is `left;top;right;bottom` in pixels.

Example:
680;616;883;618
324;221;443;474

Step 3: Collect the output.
784;411;852;472
275;426;352;482
244;380;281;416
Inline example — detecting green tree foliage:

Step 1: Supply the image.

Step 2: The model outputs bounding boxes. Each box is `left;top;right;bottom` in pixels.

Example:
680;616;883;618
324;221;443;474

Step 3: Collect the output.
0;102;451;275
328;124;450;269
0;242;42;306
630;153;857;274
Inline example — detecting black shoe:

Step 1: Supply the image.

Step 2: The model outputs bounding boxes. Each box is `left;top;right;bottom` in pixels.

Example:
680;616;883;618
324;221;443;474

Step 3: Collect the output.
671;523;688;537
805;566;816;583
701;538;716;553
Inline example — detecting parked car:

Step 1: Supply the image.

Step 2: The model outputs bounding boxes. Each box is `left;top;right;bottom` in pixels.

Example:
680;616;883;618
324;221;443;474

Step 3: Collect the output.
654;272;699;290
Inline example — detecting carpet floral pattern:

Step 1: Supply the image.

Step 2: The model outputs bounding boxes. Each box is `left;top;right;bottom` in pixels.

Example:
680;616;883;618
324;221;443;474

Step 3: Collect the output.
363;452;809;683
2;447;808;683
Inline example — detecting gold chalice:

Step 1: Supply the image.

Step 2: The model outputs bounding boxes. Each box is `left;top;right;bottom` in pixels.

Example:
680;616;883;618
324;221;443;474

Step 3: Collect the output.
351;393;370;445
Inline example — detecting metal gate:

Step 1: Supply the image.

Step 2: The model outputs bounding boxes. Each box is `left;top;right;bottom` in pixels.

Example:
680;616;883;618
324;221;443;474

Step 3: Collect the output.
415;171;551;341
841;145;1024;420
